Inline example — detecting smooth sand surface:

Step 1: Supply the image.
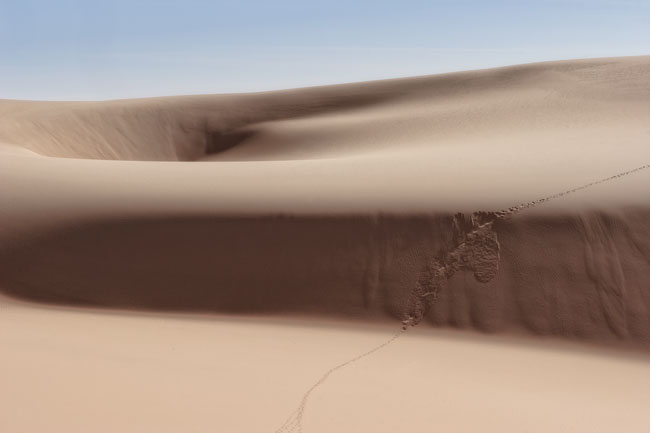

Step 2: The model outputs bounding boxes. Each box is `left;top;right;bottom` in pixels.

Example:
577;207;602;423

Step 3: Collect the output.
1;56;650;431
3;297;650;433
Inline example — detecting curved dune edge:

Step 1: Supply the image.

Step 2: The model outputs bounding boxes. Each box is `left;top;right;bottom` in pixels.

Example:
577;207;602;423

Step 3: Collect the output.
2;205;650;347
1;56;650;349
2;55;650;162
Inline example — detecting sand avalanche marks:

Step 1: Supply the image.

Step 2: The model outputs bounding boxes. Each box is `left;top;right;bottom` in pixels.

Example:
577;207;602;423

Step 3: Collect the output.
275;162;649;432
275;212;503;432
276;212;504;432
405;162;650;326
406;212;501;325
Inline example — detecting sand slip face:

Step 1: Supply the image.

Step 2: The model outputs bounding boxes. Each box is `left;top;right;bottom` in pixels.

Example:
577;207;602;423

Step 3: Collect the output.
1;56;650;431
1;56;650;343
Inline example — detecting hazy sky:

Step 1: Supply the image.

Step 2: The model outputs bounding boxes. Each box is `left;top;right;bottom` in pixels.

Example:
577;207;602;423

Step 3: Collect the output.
1;0;649;100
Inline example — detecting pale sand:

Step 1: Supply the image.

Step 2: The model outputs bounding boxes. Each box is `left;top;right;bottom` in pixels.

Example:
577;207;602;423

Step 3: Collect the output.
1;56;650;431
2;297;650;433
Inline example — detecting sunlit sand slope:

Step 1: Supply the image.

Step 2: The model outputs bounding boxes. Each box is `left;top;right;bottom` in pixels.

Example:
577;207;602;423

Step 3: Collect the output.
1;56;649;346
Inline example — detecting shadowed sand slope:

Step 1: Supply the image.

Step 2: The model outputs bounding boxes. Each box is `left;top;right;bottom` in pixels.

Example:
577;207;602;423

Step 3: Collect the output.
1;56;650;346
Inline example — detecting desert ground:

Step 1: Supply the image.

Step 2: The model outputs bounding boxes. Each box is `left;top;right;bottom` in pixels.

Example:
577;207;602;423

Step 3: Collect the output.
1;56;650;432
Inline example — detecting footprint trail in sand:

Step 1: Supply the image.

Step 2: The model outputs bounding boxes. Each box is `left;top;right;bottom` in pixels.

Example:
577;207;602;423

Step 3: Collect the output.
274;162;650;433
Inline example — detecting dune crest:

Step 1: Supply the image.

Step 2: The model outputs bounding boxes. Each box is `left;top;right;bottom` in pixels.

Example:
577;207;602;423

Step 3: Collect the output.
1;56;650;347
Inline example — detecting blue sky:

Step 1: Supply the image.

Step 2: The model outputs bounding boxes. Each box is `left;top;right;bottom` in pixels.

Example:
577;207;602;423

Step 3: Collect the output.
1;0;649;100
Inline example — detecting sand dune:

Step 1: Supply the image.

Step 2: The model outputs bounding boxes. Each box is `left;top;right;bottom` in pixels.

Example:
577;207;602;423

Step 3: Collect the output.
2;56;650;345
2;55;650;432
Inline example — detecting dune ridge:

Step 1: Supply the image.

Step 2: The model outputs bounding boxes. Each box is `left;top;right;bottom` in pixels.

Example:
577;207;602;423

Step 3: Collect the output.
1;56;650;347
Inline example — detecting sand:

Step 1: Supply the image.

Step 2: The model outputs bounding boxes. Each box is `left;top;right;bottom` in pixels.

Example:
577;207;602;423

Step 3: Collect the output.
3;297;650;433
1;56;650;431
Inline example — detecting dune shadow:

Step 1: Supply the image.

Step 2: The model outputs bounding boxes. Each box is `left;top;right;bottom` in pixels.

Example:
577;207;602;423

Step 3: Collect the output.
205;129;257;156
0;215;441;316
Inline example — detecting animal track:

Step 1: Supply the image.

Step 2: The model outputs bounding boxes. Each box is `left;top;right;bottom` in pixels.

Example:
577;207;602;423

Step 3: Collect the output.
494;164;650;218
275;163;650;432
405;163;650;326
274;329;406;433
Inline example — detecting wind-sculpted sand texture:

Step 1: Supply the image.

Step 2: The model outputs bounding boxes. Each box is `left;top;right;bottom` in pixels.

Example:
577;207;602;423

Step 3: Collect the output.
1;56;650;346
2;55;650;433
275;162;649;432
